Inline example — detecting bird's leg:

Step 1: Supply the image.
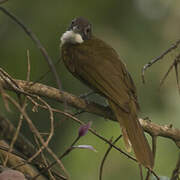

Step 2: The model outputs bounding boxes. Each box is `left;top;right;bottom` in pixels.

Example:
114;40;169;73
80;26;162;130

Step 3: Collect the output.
79;90;95;99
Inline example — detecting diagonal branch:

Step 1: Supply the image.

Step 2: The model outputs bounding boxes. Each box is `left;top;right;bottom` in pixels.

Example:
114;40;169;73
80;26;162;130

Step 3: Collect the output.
171;153;180;180
142;39;180;83
0;75;180;148
0;0;8;4
0;6;62;91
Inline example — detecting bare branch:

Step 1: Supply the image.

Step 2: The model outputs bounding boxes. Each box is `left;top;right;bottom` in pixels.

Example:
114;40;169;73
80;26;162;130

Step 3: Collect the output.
139;119;180;148
0;140;47;179
171;153;180;180
0;0;8;4
99;135;122;180
174;59;180;95
159;55;180;91
32;102;137;162
26;97;54;163
3;102;26;167
145;135;157;180
0;114;66;179
0;7;62;91
0;75;179;147
0;71;179;146
3;94;69;178
139;164;143;180
0;115;39;161
152;136;157;162
142;39;180;83
160;59;176;87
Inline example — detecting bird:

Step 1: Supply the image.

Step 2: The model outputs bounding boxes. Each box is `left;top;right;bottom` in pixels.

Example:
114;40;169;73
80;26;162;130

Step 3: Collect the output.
60;17;154;169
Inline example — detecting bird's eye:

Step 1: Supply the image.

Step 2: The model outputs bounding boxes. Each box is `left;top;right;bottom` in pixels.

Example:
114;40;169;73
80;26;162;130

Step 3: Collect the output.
71;20;75;26
85;27;91;34
86;28;90;33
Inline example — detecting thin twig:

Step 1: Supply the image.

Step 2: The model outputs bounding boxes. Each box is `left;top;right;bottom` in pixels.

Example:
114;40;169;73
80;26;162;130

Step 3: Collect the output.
174;59;180;95
30;102;137;162
27;49;31;82
0;114;66;179
26;97;54;163
32;136;81;180
0;7;62;91
0;67;20;92
34;136;56;180
160;60;175;87
145;135;157;180
3;102;26;167
148;169;160;180
35;103;160;177
142;39;180;83
159;55;180;95
12;97;55;171
139;164;143;180
0;84;10;112
0;0;8;4
0;146;27;162
152;136;157;162
1;63;55;165
145;170;151;180
32;57;62;85
1;73;180;147
171;153;180;180
4;94;69;179
2;50;32;166
99;135;122;180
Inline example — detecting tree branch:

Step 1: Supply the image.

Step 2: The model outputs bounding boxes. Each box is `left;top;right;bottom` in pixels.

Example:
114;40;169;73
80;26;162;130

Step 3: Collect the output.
0;0;8;4
0;76;180;148
0;140;47;180
171;153;180;180
0;7;62;91
0;114;67;180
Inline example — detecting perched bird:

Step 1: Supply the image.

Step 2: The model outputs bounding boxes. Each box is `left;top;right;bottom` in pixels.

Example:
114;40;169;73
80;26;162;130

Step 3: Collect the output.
60;17;154;168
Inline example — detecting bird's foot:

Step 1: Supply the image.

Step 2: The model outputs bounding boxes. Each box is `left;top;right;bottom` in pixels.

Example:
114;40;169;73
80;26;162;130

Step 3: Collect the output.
79;90;94;99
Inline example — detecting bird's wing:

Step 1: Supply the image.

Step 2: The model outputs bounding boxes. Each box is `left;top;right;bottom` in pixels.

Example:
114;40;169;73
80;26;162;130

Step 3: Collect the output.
73;40;139;113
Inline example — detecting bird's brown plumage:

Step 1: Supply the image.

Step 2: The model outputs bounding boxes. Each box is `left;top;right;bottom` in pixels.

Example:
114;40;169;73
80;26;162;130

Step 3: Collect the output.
61;26;154;168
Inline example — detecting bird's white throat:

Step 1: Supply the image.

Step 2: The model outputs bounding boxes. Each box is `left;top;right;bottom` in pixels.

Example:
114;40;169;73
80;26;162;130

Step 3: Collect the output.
60;30;84;45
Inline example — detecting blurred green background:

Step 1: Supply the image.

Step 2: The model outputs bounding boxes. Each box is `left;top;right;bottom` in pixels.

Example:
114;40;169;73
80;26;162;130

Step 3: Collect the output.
0;0;180;179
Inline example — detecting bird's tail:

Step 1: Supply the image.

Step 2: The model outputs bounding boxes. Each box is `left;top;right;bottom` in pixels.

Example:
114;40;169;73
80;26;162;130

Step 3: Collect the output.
109;100;154;169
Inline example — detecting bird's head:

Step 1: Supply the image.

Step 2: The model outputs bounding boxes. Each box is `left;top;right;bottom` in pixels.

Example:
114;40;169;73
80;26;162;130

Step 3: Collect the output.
61;17;92;45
